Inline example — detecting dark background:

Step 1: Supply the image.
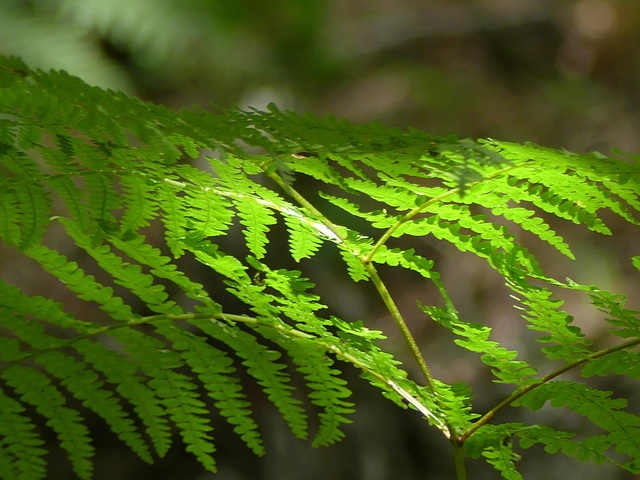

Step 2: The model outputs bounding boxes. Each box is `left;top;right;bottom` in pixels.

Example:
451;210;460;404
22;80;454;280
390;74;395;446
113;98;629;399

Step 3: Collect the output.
1;1;639;479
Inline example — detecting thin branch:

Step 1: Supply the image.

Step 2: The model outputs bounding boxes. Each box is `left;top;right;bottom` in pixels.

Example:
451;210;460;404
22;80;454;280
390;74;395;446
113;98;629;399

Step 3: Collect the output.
458;337;640;443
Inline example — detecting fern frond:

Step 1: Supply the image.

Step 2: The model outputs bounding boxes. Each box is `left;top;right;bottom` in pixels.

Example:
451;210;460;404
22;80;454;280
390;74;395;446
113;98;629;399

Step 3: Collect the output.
420;304;538;386
36;351;153;464
456;181;575;258
199;319;309;440
71;337;172;459
3;365;94;479
319;184;544;282
39;136;94;233
326;317;453;434
0;281;95;332
244;257;329;328
481;445;523;480
581;349;640;379
0;150;51;249
119;173;161;231
577;283;640;338
234;198;277;259
465;422;634;475
283;214;326;261
2;56;640;479
256;330;354;446
23;245;138;323
339;244;370;282
0;389;47;480
486;140;640;227
165;325;264;455
152;164;235;258
510;282;593;362
515;424;634;470
110;324;216;471
108;233;219;310
513;381;640;466
60;218;181;315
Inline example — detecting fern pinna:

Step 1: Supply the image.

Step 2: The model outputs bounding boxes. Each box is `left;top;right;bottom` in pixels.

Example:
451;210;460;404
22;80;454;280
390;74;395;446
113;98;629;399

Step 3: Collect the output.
0;55;639;480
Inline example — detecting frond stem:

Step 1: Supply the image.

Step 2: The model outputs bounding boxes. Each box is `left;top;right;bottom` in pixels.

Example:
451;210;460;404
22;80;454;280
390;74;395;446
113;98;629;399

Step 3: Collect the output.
458;337;640;443
452;440;467;480
363;261;441;397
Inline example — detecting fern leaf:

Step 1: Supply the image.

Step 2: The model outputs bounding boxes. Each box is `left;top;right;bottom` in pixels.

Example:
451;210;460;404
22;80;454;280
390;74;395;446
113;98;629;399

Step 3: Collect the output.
0;281;96;332
0;288;169;462
0;150;51;248
72;337;172;458
420;304;538;386
283;214;325;261
575;283;640;338
516;424;623;468
0;188;22;248
61;218;181;315
514;381;640;465
481;445;524;480
245;258;330;332
35;351;153;464
458;181;575;258
256;328;354;446
0;389;47;480
432;381;480;432
1;314;68;352
292;344;354;447
119;173;161;231
341;176;419;211
157;322;265;455
111;324;216;471
196;320;309;440
3;56;640;478
339;245;369;282
2;365;94;479
38;138;94;233
175;164;236;237
486;141;640;228
108;233;220;311
23;245;138;323
183;237;253;293
464;423;520;459
327;317;452;433
156;179;188;257
468;422;636;474
234;196;277;259
210;154;333;260
510;283;592;362
144;164;234;257
319;181;543;281
581;350;640;379
371;245;435;278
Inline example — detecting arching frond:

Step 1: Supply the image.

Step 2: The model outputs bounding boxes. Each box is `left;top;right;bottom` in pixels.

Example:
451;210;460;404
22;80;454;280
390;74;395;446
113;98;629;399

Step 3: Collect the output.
1;56;640;479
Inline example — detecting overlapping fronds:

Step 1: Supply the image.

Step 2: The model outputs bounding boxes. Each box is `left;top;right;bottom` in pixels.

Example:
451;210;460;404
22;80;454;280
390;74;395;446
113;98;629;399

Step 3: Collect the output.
1;56;640;479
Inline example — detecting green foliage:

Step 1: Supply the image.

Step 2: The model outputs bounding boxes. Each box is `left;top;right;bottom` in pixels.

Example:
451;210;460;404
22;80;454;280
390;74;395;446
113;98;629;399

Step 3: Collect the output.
0;56;640;479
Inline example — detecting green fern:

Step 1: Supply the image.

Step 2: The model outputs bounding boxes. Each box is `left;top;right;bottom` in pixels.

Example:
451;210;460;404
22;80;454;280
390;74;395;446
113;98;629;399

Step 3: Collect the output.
1;56;640;479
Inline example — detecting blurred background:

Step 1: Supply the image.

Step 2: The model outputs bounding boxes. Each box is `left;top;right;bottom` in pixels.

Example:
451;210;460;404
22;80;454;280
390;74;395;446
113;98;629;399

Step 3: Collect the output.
1;0;640;479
